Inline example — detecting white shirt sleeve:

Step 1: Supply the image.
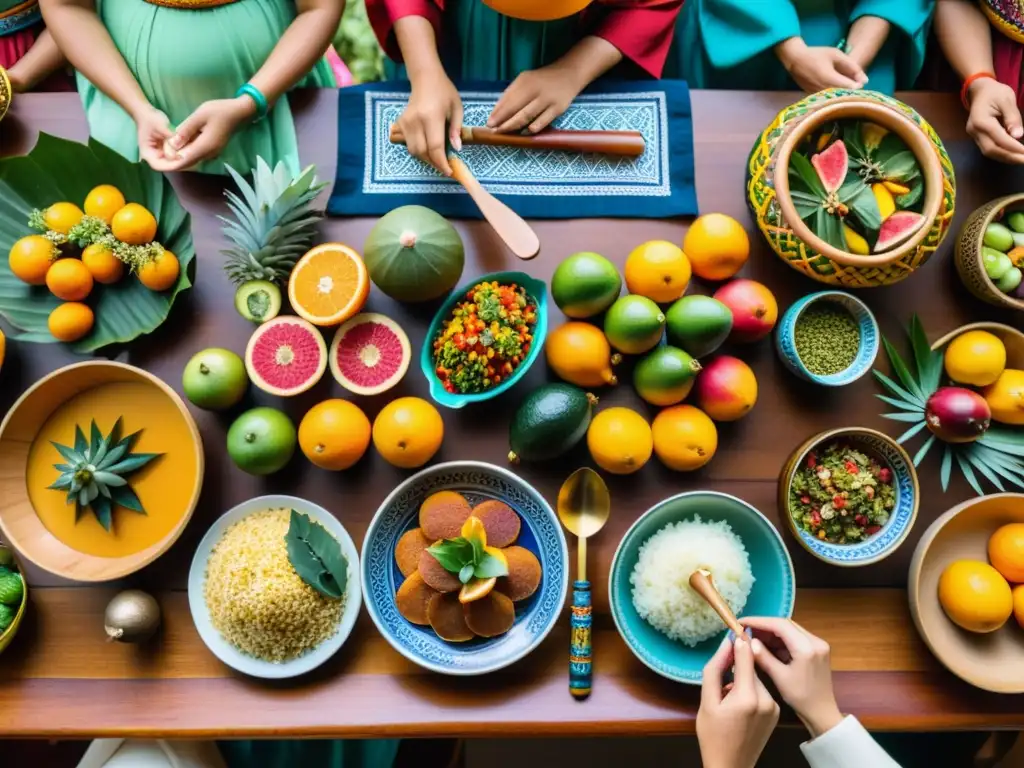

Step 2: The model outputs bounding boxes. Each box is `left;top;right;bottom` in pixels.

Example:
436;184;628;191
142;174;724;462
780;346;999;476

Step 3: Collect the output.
800;715;902;768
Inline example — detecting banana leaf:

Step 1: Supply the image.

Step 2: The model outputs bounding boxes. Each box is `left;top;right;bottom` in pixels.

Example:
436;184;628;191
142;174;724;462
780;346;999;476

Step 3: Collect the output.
0;134;194;353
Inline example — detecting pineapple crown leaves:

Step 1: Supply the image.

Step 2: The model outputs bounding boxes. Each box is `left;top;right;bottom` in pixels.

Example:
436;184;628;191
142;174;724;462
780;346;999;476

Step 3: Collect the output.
47;418;162;531
873;315;1024;495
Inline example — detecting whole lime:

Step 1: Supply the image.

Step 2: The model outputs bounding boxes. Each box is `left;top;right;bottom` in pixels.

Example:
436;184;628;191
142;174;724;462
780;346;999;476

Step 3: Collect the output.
551;252;622;318
665;295;733;358
634;346;701;406
182;348;248;410
227;407;296;475
603;295;665;354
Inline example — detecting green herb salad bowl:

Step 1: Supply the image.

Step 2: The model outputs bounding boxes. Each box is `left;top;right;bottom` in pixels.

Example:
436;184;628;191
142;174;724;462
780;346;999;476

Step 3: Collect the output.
419;271;548;409
0;542;27;656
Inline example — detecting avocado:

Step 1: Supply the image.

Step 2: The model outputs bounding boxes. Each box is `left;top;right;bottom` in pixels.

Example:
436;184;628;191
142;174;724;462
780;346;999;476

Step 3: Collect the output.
235;280;282;323
509;383;597;463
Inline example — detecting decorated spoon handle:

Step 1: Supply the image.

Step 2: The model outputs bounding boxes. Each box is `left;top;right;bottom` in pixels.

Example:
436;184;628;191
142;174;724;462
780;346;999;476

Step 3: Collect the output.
570;579;592;700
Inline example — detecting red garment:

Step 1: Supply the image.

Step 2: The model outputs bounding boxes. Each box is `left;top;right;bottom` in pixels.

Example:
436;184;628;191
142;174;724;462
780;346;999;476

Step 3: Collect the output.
993;30;1024;108
366;0;682;78
0;23;75;92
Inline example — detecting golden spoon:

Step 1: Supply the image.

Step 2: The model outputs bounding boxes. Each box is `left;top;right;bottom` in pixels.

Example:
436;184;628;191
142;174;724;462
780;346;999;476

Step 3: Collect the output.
689;568;745;637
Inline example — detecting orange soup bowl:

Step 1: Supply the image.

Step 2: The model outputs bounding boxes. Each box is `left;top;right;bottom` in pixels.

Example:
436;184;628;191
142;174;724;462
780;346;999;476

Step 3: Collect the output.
0;361;204;581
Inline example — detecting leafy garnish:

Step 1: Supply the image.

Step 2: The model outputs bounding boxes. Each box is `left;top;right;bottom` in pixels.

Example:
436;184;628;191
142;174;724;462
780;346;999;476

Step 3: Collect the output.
427;517;509;585
285;510;348;599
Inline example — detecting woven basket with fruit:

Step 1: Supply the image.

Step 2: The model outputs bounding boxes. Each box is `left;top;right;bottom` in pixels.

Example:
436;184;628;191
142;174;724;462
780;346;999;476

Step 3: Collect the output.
955;193;1024;311
747;89;956;288
980;0;1024;44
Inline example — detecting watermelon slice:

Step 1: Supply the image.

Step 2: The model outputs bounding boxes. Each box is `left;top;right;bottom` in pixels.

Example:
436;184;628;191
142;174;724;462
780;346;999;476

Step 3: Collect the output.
874;211;926;253
811;139;848;193
245;316;328;397
329;313;411;395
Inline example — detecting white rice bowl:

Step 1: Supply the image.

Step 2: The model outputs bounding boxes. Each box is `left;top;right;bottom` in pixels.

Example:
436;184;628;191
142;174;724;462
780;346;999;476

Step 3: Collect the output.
630;516;754;647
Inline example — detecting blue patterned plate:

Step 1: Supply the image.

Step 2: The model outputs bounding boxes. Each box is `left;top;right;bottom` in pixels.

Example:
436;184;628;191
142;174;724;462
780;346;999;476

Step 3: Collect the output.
362;461;568;675
779;427;920;567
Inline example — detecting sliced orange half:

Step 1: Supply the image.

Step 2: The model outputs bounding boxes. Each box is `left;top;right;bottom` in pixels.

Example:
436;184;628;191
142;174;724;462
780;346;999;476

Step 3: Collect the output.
459;576;497;604
287;243;370;327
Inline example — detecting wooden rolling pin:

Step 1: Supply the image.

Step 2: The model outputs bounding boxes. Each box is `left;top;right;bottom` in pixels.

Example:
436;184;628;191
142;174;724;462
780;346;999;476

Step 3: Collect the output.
389;125;646;157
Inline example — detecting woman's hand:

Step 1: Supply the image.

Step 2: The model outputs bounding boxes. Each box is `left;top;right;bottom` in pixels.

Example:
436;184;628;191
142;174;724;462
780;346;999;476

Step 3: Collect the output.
488;64;583;134
741;617;844;738
397;70;463;176
776;37;869;92
697;635;779;768
966;78;1024;164
133;106;177;171
160;97;256;171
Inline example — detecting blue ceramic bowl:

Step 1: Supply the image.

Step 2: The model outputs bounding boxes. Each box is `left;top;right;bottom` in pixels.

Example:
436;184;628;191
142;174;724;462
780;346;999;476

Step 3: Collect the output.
775;290;879;386
420;271;548;409
362;461;568;675
779;427;920;568
609;491;795;685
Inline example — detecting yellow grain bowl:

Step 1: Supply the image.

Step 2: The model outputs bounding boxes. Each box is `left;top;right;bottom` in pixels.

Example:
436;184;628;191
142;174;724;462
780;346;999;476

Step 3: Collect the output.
747;89;956;287
955;194;1024;312
0;65;10;124
980;1;1024;44
0;545;27;656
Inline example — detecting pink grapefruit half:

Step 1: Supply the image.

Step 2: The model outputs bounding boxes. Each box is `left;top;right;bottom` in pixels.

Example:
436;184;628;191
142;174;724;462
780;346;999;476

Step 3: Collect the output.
329;313;411;396
245;315;328;397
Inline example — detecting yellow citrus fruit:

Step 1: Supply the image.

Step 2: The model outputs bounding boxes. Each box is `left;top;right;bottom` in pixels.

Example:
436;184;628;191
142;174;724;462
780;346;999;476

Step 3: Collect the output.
944;330;1006;387
843;225;869;255
48;302;94;342
989;523;1024;583
623;240;691;303
871;183;896;220
651;405;718;471
682;213;750;281
43;202;84;235
545;321;619;387
83;185;126;224
81;243;124;284
372;396;444;469
938;559;1013;633
1013;584;1024;629
45;258;93;301
111;203;158;245
137;249;180;291
298;399;371;471
288;243;370;326
586;406;653;475
8;235;56;285
983;369;1024;426
459;577;497;604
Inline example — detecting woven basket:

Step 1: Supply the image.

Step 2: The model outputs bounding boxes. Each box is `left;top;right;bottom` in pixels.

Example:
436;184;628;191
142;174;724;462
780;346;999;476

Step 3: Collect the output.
0;66;10;124
980;0;1024;44
955;193;1024;312
747;89;956;288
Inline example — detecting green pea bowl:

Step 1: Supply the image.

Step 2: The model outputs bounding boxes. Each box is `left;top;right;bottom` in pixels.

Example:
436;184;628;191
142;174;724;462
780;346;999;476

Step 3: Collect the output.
775;290;879;386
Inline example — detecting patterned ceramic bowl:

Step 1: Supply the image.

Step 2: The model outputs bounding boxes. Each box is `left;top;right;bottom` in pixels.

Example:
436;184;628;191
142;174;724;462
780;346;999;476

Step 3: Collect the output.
419;271;548;409
775;290;879;386
362;461;568;675
609;491;795;686
955;193;1024;312
779;427;919;567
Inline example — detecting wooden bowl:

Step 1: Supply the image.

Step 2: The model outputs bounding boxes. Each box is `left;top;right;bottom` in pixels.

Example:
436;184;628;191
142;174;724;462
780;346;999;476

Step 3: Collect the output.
908;493;1024;693
0;361;204;581
0;542;28;655
955;193;1024;312
930;322;1024;360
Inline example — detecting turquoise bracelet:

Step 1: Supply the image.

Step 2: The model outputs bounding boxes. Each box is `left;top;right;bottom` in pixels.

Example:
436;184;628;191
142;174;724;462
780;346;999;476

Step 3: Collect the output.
235;83;269;122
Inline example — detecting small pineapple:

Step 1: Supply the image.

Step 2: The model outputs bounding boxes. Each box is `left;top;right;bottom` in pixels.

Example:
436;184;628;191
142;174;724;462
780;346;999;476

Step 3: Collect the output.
220;157;327;287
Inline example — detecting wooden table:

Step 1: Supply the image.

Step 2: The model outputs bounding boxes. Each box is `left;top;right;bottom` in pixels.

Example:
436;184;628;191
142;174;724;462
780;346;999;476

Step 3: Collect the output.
0;89;1022;738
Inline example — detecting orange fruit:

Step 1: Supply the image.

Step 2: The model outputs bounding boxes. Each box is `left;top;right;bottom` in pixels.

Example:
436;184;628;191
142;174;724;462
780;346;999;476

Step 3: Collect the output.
1013;584;1024;629
287;243;369;327
459;577;497;604
9;235;56;285
137;249;180;291
111;203;158;245
43;202;84;235
651;404;718;471
623;240;691;303
48;302;94;342
83;185;126;224
938;560;1013;633
46;258;93;301
298;399;372;470
372;396;444;469
81;243;124;284
586;407;653;475
683;213;750;281
989;523;1024;583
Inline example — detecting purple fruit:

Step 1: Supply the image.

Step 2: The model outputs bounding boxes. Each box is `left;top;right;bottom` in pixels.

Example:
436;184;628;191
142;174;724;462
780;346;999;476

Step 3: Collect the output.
925;387;991;444
1015;279;1024;300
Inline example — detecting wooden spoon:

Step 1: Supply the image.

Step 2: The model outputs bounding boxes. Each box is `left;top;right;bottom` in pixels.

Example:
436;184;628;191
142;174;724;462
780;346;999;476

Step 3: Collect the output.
689;568;745;637
448;154;540;260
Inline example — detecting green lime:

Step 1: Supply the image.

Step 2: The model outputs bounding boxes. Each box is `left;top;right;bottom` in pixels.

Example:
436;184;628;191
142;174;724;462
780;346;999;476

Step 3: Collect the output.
633;346;701;406
603;295;665;354
665;295;733;358
227;407;296;475
182;348;248;410
984;248;1014;281
551;252;622;318
984;223;1015;252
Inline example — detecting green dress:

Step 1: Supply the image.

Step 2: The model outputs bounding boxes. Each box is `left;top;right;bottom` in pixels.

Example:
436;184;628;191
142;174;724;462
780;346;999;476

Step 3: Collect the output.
218;739;400;768
78;0;336;175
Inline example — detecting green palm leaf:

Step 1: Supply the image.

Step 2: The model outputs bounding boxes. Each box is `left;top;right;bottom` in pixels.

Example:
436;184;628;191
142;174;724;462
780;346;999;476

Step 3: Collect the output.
955;451;984;496
913;434;936;465
876;394;923;413
882;412;925;423
940;446;953;492
873;370;924;408
896;421;929;444
963;450;1004;492
908;316;942;395
881;337;925;402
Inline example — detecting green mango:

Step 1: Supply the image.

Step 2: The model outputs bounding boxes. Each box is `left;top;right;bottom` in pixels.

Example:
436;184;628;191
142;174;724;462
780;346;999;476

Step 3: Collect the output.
984;248;1014;281
984;222;1015;252
665;295;733;358
1007;211;1024;234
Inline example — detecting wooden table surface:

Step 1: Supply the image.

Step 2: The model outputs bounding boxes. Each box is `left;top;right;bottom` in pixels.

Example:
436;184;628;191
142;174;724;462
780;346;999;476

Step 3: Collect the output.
0;89;1022;738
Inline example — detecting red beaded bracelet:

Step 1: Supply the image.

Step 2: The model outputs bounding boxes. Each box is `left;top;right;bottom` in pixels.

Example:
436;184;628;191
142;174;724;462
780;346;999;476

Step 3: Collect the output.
961;72;997;109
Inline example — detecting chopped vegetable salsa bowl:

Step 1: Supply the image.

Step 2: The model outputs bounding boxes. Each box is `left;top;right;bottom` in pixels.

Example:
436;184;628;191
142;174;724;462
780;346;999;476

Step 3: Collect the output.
779;427;919;567
420;272;548;409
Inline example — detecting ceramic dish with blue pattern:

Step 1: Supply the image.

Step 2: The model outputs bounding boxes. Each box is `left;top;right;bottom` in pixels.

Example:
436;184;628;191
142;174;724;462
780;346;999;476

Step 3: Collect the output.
775;290;879;386
362;461;568;675
779;427;919;567
609;491;795;686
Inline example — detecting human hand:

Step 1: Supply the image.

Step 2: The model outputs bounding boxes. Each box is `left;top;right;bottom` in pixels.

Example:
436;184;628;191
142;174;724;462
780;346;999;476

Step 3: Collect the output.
741;617;844;738
697;635;780;768
160;97;256;171
488;64;583;134
966;78;1024;164
398;69;463;176
776;38;869;92
133;105;177;171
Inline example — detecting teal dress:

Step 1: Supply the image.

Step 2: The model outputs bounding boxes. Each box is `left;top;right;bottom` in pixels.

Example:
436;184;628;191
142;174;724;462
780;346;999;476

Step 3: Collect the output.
219;739;400;768
666;0;934;94
78;0;336;175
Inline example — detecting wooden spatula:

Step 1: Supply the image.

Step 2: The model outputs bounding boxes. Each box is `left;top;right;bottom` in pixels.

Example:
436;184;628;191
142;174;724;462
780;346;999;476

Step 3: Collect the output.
448;154;540;261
